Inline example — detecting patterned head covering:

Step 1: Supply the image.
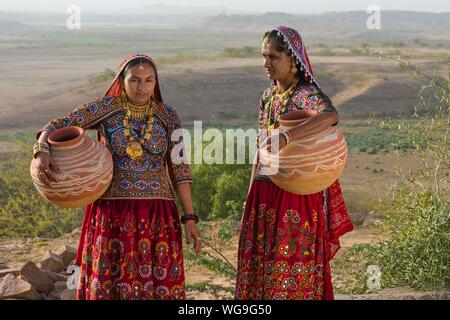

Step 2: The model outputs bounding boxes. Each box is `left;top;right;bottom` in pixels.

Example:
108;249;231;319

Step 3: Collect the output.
265;26;320;88
104;53;163;102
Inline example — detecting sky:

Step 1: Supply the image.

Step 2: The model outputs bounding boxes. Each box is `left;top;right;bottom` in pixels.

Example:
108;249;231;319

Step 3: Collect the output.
0;0;449;14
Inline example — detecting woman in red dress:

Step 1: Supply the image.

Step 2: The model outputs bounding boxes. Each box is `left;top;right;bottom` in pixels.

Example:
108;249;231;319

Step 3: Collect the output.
32;53;201;300
235;26;354;300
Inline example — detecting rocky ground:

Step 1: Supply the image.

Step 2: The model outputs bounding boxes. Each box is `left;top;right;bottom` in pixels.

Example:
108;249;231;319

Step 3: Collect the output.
0;243;78;300
1;226;448;300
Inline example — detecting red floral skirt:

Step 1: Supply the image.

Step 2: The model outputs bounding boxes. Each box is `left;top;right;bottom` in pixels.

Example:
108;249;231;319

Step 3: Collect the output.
75;199;185;300
235;178;353;300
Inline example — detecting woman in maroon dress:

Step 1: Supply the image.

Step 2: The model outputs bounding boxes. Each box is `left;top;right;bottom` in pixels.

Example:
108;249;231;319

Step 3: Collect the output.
32;53;201;300
235;26;354;300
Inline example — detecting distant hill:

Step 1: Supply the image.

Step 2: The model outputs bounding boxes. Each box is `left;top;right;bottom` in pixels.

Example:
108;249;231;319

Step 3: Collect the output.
203;11;450;44
1;10;449;45
0;20;26;32
125;3;251;16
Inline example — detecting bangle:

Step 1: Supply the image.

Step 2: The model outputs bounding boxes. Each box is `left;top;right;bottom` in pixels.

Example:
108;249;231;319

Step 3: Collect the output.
181;214;199;224
280;130;291;145
33;142;50;159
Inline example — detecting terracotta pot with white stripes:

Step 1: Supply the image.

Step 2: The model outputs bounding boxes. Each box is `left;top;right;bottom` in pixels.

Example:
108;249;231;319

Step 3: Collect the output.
260;110;347;195
30;126;113;208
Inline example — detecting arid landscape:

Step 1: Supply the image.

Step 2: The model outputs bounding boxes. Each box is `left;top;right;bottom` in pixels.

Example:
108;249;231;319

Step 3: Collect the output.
0;8;449;300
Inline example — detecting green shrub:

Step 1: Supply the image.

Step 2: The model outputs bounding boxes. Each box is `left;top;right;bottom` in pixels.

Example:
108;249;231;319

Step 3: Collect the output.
220;46;257;58
317;48;337;56
156;54;205;65
190;163;251;221
89;68;115;84
335;49;450;293
344;124;413;154
337;192;449;293
211;173;248;220
0;150;83;240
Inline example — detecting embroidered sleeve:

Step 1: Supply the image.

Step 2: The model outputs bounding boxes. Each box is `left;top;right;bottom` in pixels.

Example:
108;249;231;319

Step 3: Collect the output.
164;105;192;185
256;87;273;148
293;85;338;125
36;96;118;139
293;85;336;113
257;87;273;130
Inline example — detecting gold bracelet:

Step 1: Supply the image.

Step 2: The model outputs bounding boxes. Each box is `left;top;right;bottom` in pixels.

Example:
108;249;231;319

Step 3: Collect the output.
33;142;50;159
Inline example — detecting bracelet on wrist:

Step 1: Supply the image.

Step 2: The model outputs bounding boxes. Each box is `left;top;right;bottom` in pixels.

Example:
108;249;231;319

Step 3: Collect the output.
33;142;50;159
280;130;291;145
181;213;199;224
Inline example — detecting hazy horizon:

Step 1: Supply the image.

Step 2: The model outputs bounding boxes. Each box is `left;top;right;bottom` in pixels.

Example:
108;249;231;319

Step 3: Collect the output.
1;0;450;14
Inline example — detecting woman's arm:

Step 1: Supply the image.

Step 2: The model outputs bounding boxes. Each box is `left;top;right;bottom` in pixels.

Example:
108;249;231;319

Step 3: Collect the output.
285;86;339;142
287;111;339;141
36;96;120;140
33;129;58;187
262;110;339;152
163;105;201;254
174;182;201;255
248;152;258;194
38;131;50;144
174;182;194;214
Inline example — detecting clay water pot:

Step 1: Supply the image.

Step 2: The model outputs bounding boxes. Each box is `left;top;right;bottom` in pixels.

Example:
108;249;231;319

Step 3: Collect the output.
260;110;347;195
30;127;113;208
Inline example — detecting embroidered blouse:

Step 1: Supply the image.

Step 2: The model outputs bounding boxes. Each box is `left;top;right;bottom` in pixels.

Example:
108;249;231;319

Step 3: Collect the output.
37;96;192;200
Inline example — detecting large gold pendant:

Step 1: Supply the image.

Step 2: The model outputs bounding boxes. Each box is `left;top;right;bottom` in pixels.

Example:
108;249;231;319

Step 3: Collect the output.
126;142;143;160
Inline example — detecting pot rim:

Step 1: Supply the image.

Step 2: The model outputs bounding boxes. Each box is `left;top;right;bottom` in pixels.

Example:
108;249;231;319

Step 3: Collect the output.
279;110;318;123
48;126;84;148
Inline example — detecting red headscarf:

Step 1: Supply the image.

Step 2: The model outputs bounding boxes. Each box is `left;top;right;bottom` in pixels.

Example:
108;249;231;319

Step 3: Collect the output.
266;26;319;88
104;53;163;102
94;54;163;143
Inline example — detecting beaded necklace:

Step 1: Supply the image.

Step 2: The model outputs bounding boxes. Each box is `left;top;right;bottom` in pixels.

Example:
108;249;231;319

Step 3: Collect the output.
120;93;155;160
266;79;298;132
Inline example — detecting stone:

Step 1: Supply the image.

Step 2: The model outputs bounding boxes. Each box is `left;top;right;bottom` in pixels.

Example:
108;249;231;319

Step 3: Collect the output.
54;245;77;268
0;274;40;300
0;268;20;278
42;270;69;283
349;212;367;226
39;251;65;273
60;228;81;241
60;289;77;300
20;262;54;294
48;281;69;300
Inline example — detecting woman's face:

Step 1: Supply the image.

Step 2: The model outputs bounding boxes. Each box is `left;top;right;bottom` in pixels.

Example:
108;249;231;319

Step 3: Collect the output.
122;62;156;106
262;39;293;81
